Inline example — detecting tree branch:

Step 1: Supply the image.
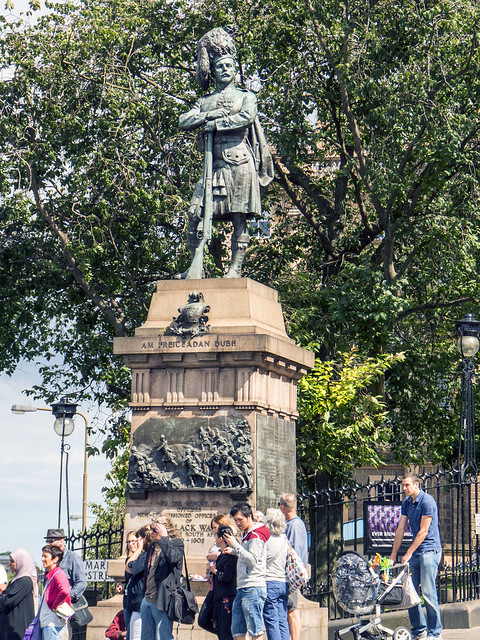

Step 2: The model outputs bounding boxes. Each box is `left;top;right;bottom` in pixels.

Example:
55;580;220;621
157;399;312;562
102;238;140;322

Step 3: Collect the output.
29;167;128;337
397;297;479;320
273;156;337;257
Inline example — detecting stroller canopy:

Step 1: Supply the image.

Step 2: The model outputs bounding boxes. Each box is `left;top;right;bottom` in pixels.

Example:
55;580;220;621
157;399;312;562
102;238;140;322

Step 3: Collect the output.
332;551;380;615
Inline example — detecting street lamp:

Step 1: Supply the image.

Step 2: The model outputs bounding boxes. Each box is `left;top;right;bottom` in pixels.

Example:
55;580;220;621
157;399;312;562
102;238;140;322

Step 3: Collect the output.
51;398;78;536
456;313;480;479
11;397;89;533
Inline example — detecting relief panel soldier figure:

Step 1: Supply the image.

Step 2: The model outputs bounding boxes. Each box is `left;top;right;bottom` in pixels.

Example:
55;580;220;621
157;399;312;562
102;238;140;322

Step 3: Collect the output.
177;28;273;279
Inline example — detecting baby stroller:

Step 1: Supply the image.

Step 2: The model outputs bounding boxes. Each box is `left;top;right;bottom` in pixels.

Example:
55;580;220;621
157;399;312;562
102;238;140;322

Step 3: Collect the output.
331;551;416;640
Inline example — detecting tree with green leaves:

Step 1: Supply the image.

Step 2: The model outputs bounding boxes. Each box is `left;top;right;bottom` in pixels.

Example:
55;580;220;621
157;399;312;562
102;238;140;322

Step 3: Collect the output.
298;349;404;484
0;0;200;462
0;0;479;494
244;0;480;468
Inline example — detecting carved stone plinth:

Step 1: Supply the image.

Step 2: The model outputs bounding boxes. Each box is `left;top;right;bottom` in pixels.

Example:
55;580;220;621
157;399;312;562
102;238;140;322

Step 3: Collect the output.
113;278;314;559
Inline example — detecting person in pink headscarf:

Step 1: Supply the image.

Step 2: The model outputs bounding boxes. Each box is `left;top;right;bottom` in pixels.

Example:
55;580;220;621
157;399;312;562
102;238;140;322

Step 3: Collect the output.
0;548;38;640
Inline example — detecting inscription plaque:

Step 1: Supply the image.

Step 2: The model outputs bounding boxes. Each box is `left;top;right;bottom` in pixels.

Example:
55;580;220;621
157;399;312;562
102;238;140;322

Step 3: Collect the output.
256;414;296;512
125;492;235;556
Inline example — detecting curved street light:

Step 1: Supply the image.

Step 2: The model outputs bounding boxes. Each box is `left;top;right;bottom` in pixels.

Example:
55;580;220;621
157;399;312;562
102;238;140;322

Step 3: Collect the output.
11;397;89;533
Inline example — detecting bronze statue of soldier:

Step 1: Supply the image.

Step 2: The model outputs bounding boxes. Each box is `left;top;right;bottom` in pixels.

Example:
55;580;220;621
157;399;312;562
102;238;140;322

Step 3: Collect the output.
177;28;273;279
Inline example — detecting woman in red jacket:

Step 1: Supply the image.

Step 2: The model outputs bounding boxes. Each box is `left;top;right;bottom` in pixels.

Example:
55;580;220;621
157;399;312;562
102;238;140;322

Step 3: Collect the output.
39;545;72;639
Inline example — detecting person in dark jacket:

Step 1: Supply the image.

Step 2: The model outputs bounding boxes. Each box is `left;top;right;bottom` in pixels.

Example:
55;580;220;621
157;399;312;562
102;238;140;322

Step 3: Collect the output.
0;549;37;640
140;516;184;640
123;530;139;639
208;526;237;640
125;526;150;640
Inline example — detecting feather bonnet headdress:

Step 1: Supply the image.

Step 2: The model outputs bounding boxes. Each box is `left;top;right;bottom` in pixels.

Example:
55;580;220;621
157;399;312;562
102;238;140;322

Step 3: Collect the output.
196;27;237;91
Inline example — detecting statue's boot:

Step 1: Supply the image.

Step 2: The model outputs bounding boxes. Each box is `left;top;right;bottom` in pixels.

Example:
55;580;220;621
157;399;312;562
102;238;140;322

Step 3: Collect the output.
173;269;188;280
225;234;248;278
174;227;204;279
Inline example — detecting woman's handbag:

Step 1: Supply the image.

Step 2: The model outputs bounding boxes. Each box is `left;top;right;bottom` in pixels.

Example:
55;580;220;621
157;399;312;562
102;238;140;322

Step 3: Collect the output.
285;542;309;594
70;595;94;628
23;618;41;640
197;588;215;633
23;578;53;640
168;555;199;625
380;566;421;611
23;617;41;640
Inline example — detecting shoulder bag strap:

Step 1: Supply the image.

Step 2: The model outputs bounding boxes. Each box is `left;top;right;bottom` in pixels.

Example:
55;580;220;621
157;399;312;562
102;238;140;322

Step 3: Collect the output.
41;577;54;601
36;576;54;615
170;543;188;589
182;552;191;591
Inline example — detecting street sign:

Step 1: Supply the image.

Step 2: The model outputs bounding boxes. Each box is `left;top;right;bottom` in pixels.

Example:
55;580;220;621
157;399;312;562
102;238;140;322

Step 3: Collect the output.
84;559;114;582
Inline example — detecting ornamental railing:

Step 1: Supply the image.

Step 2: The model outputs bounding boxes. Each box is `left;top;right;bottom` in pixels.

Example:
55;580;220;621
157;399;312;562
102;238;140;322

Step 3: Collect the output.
299;467;480;620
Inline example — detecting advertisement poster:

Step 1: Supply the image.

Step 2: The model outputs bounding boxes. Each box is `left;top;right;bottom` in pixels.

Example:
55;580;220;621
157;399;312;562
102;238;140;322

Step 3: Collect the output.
363;501;413;556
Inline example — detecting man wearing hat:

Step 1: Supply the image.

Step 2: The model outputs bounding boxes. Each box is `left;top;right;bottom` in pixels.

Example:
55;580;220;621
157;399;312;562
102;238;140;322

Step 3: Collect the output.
45;528;87;637
178;27;273;279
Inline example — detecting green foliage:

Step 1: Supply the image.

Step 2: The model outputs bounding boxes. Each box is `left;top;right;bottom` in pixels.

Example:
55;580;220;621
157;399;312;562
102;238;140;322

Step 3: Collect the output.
298;349;404;484
0;0;479;489
87;452;127;542
244;0;480;465
89;493;126;533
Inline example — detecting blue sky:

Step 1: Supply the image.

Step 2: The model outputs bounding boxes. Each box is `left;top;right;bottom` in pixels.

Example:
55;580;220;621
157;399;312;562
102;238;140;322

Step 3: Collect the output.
0;362;111;563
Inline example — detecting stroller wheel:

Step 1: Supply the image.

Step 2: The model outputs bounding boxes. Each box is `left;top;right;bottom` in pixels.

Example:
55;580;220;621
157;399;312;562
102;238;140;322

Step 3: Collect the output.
392;627;412;640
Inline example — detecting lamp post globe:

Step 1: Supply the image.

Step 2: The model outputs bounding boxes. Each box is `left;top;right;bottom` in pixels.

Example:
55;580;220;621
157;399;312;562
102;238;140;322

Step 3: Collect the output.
53;417;76;437
51;398;78;532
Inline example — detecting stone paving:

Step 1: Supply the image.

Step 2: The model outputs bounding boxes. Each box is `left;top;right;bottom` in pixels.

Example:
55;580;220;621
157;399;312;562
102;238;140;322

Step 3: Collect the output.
442;627;480;639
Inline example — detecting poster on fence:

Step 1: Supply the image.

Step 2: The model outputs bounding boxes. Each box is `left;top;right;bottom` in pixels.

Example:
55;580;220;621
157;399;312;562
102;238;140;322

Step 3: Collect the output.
363;501;412;556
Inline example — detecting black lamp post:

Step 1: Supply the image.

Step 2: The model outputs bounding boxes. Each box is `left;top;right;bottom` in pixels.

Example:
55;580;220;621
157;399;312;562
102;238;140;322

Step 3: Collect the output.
456;313;480;479
51;398;78;534
12;396;89;535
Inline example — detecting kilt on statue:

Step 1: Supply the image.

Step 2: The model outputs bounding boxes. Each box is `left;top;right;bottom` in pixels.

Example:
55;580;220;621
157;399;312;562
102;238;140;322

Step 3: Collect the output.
177;27;273;280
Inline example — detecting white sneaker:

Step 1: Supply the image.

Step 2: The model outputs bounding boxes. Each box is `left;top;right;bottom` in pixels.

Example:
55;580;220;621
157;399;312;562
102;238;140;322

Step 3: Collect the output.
413;632;427;640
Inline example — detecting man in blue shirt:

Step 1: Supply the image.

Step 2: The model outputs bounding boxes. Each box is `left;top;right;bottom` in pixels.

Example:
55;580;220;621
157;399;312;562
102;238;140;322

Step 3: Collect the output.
279;493;308;640
389;475;443;640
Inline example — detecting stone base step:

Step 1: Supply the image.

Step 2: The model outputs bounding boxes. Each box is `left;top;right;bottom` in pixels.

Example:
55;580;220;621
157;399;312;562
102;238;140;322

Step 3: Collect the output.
87;594;328;640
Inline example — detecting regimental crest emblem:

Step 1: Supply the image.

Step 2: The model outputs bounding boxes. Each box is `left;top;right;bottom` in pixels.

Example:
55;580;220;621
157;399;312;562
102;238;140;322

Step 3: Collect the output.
164;291;210;339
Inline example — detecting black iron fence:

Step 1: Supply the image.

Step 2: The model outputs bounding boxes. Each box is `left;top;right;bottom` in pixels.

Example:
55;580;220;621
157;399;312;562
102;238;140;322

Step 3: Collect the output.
66;525;123;640
299;467;480;620
67;524;124;604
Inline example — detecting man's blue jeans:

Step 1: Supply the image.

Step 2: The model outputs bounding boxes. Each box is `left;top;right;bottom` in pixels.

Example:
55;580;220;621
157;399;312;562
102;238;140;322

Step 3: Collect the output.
140;598;173;640
231;586;267;638
408;550;442;638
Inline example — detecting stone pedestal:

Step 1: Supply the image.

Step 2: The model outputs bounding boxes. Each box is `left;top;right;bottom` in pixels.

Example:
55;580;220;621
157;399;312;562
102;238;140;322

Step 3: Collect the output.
102;278;328;640
86;593;327;640
113;277;314;561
